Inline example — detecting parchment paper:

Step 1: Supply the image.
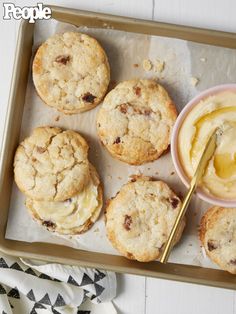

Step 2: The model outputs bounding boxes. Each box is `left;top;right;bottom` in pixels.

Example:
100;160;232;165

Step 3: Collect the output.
6;19;236;269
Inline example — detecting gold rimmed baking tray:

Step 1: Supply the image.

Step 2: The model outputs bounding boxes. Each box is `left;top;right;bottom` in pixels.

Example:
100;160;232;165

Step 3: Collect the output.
1;5;236;290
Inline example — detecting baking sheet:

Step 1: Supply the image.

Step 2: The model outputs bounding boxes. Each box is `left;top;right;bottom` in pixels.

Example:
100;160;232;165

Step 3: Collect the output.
5;19;236;269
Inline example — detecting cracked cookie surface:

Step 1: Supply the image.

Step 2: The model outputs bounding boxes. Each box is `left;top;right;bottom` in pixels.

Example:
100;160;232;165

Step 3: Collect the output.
105;177;185;262
33;32;110;114
97;79;177;165
14;126;90;201
26;163;103;235
200;206;236;274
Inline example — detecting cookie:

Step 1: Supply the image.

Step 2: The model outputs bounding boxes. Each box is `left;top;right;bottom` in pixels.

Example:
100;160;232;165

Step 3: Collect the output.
33;32;110;114
105;177;185;262
14;126;89;201
200;206;236;274
97;79;177;165
26;164;103;235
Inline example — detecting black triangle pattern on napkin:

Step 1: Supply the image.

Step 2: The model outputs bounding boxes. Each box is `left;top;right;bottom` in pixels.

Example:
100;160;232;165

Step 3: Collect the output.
66;272;106;301
39;293;52;305
80;273;94;286
0;258;8;268
7;287;20;299
67;275;79;286
27;289;36;302
30;303;46;314
94;283;105;297
0;256;107;312
0;284;6;294
25;268;38;277
54;293;66;307
52;308;62;314
94;269;106;282
0;258;61;282
39;273;52;280
10;262;23;272
0;257;60;283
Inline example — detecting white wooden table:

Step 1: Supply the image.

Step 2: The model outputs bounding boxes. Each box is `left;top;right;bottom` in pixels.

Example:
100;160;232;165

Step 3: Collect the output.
1;1;236;313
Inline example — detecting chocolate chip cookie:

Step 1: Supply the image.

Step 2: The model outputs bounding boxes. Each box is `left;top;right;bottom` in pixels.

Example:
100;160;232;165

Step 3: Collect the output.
26;163;103;235
14;126;90;201
200;206;236;274
105;176;185;262
97;79;177;165
33;32;110;114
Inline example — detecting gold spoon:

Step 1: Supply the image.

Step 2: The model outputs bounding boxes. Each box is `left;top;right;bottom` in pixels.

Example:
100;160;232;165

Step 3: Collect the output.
160;127;219;264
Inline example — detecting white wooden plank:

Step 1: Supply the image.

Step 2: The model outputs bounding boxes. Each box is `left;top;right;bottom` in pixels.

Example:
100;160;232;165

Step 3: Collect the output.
113;274;146;314
153;0;236;32
234;295;236;313
146;278;235;314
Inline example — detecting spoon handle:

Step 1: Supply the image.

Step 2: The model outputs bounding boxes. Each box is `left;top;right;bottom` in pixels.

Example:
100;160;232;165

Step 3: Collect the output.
160;128;218;264
160;182;195;263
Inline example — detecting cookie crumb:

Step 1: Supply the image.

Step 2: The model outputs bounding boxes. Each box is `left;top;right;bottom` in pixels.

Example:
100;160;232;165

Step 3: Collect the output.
170;171;175;175
190;77;199;86
133;63;139;68
55;115;60;122
118;176;122;180
200;57;207;62
142;59;152;71
154;59;165;72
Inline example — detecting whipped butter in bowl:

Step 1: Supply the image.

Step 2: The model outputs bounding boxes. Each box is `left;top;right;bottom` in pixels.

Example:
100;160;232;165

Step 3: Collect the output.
171;84;236;207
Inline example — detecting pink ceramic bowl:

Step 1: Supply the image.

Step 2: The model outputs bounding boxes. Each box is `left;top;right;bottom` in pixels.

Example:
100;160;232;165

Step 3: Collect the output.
171;84;236;207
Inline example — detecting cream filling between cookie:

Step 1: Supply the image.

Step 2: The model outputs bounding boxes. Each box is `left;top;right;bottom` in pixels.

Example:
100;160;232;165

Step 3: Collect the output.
33;177;99;229
178;90;236;199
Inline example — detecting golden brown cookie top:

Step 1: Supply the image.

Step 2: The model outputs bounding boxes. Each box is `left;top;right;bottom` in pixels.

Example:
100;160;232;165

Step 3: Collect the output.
97;79;177;165
33;32;110;114
105;177;185;262
14;126;90;201
200;206;236;274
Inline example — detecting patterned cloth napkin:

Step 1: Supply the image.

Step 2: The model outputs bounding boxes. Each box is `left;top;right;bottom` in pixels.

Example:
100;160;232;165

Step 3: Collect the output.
0;252;117;314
